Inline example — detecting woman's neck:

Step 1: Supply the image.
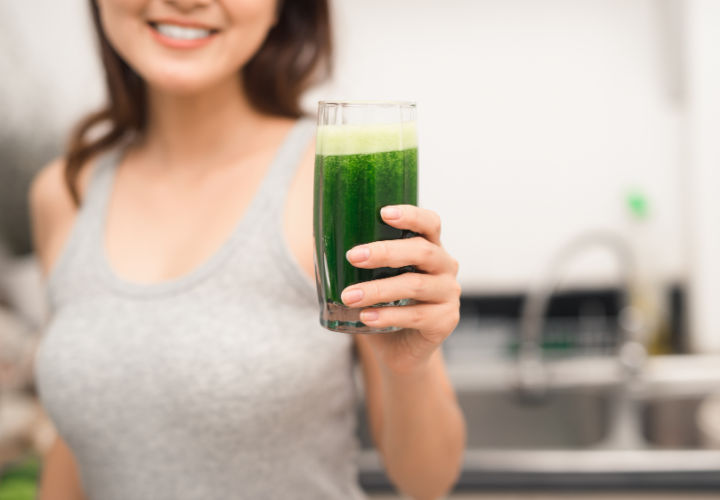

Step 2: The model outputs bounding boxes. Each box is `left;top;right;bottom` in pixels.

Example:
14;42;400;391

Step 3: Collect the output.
142;76;268;171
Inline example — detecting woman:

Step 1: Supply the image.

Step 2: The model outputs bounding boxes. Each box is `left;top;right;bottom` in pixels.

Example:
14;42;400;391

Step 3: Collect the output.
30;0;465;498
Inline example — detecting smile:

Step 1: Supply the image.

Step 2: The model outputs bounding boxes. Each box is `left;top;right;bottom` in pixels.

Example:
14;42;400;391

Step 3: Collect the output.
148;21;219;49
152;23;215;40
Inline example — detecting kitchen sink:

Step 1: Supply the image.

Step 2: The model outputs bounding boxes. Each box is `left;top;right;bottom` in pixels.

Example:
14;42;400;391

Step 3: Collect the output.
356;353;720;491
358;388;610;450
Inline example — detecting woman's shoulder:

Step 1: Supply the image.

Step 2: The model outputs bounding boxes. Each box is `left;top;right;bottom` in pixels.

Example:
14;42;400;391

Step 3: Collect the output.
29;156;96;276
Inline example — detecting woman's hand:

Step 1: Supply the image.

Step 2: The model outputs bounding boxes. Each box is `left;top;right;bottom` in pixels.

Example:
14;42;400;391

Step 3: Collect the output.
341;204;461;375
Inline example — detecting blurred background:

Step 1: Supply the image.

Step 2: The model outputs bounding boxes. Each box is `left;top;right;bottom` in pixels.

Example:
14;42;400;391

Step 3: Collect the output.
1;0;720;498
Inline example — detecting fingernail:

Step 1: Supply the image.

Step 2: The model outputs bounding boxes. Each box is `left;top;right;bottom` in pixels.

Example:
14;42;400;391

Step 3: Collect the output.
360;309;379;322
381;206;402;220
346;246;370;262
341;288;364;305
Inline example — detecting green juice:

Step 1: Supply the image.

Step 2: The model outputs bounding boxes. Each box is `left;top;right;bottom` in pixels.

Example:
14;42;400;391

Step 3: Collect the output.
313;123;418;327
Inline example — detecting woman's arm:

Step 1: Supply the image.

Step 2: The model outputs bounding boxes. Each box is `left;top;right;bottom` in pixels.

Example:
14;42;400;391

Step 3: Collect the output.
348;205;466;499
356;337;465;500
37;437;88;500
30;159;89;500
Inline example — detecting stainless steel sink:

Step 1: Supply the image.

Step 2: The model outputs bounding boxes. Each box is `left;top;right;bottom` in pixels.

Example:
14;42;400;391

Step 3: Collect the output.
461;389;611;449
643;396;706;448
358;388;610;450
356;354;720;491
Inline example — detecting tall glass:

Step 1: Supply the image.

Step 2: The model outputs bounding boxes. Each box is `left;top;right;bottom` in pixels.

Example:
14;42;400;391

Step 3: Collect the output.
313;101;418;333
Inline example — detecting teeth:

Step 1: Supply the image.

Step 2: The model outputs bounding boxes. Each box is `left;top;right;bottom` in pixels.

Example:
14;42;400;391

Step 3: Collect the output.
155;23;212;40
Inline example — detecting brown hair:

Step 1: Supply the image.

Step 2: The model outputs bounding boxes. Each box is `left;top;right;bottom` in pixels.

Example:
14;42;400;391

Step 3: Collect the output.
65;0;332;205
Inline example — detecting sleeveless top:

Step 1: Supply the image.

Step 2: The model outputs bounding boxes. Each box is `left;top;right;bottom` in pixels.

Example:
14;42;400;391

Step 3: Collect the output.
34;119;366;500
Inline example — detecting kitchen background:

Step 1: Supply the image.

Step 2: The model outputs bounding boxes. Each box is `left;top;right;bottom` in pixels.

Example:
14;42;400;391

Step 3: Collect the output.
1;0;720;498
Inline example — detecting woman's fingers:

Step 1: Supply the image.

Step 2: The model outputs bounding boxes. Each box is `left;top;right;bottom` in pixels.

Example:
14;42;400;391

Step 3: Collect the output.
346;237;457;275
341;273;458;307
380;205;442;245
358;302;461;341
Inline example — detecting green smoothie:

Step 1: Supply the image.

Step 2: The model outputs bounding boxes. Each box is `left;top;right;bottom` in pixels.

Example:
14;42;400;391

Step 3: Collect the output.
313;123;418;312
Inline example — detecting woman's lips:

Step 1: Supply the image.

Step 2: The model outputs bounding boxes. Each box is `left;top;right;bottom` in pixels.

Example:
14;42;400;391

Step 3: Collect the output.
148;21;219;49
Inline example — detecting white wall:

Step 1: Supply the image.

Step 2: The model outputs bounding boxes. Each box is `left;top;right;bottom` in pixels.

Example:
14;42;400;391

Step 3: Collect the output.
2;1;701;303
686;0;720;352
0;0;104;137
306;0;687;294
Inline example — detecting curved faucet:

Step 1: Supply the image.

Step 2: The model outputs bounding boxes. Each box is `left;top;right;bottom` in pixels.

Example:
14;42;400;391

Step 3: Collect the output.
516;230;648;448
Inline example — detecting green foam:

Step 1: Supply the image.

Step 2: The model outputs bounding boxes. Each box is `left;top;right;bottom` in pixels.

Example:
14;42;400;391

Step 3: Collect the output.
316;122;417;156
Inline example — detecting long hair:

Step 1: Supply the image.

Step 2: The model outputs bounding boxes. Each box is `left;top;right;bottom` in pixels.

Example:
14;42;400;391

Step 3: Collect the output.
64;0;332;205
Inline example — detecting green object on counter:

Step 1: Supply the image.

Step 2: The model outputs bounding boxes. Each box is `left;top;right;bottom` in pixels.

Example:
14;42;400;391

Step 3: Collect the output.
0;455;39;500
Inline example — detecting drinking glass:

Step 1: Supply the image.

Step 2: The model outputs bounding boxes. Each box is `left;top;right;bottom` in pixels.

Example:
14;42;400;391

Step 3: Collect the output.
313;101;418;333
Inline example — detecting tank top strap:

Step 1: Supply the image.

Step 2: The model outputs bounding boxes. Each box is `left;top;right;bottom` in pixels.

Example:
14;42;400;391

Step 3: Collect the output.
236;117;317;301
82;146;124;231
250;117;316;218
46;145;126;308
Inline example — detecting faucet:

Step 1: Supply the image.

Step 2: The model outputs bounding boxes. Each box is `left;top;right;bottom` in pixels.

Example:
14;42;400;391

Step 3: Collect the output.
516;230;648;449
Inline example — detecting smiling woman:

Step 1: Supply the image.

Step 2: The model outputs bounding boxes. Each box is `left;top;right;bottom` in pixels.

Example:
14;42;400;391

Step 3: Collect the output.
30;0;464;499
96;0;275;92
63;0;331;205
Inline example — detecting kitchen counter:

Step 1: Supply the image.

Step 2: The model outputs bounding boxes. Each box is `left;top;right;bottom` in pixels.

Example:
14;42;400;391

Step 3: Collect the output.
369;493;719;499
359;353;720;492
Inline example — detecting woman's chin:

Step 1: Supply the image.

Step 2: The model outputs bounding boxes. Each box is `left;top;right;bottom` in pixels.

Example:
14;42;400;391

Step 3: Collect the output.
144;71;238;97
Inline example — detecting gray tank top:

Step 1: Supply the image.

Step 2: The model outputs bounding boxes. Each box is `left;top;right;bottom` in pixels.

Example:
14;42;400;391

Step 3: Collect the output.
34;119;366;500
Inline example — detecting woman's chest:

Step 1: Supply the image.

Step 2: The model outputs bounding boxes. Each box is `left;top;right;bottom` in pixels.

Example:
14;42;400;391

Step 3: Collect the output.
35;297;354;443
105;141;316;284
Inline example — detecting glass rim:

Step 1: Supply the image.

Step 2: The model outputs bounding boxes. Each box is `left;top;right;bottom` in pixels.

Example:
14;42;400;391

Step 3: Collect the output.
318;100;416;108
